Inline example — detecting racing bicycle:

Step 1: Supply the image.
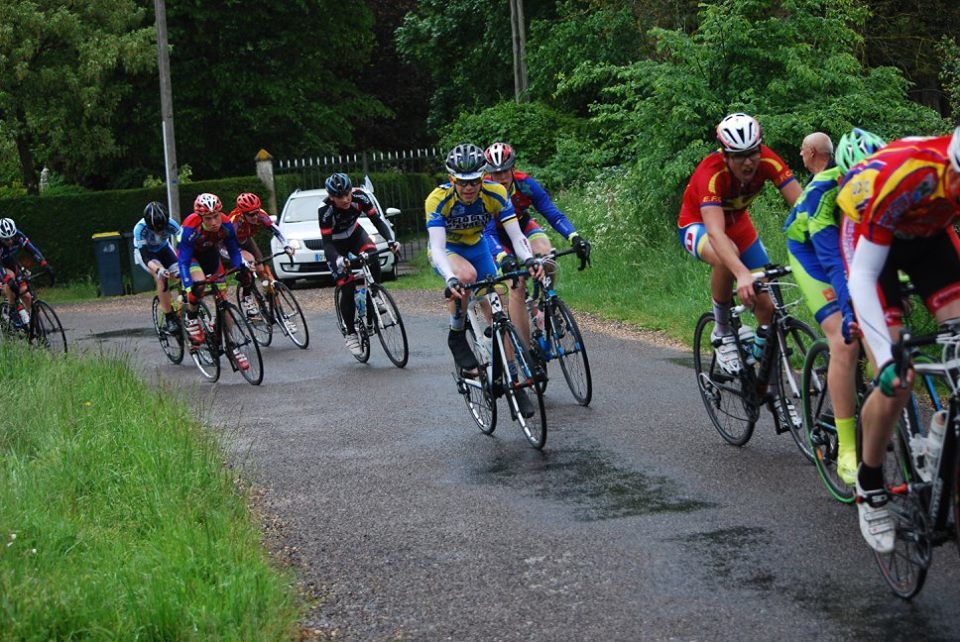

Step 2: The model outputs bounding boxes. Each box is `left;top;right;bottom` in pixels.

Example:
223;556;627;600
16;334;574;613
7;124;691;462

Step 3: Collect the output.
235;251;310;349
0;268;66;353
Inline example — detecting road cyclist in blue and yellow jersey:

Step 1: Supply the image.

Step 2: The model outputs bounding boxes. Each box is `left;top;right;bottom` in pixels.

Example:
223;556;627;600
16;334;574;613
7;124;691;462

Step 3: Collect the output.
783;128;886;484
133;201;182;334
0;217;51;330
426;143;543;416
483;142;591;347
177;192;253;369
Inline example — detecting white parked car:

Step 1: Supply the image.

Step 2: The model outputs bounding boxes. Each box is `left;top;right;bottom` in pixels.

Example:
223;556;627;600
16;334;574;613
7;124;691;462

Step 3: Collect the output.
271;182;400;285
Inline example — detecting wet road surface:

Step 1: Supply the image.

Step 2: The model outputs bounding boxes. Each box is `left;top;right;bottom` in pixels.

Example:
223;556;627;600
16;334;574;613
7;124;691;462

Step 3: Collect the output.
64;290;960;640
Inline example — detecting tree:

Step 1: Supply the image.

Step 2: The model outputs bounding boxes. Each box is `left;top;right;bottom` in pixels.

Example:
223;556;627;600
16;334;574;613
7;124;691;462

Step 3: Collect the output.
0;0;155;193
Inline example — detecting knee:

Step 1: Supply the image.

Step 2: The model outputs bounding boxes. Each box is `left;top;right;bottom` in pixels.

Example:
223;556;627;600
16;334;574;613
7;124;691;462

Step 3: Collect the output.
455;265;477;284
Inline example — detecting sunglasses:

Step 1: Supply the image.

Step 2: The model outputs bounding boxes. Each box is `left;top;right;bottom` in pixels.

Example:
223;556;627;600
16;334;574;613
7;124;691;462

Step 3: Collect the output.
454;178;482;187
727;148;761;159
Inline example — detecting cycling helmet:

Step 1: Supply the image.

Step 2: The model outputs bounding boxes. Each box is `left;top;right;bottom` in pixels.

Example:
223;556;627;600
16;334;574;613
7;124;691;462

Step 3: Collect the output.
325;173;352;197
716;113;763;153
236;192;262;213
144;201;168;231
948;126;960;173
0;218;16;239
194;193;222;215
835;127;887;174
484;142;516;172
445;143;487;180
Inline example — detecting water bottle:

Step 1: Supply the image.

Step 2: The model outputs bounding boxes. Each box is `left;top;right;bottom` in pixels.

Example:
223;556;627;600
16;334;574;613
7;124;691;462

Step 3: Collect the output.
738;325;757;365
924;410;948;481
355;285;367;322
17;305;29;326
526;297;545;336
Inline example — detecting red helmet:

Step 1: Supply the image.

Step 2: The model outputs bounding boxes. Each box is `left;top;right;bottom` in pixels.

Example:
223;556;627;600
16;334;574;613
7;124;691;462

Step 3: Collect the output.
194;193;222;214
236;192;262;213
484;142;516;172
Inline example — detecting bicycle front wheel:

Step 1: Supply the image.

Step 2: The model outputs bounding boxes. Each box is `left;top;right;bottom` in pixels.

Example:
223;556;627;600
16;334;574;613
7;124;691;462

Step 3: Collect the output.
497;322;547;449
370;283;408;368
30;300;67;354
273;281;309;348
236;285;273;347
152;296;184;364
551;298;591;406
222;301;264;385
776;318;819;461
802;339;854;503
462;325;496;434
190;302;220;382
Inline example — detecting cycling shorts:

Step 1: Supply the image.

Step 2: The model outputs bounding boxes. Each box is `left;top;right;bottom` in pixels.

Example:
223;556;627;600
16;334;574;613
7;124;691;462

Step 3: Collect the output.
433;241;498;282
495;218;547;256
189;250;228;294
135;245;179;274
678;219;769;269
876;227;960;326
787;239;839;325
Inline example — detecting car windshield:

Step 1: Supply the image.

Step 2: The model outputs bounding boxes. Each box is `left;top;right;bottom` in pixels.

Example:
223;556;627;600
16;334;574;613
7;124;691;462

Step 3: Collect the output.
282;195;324;223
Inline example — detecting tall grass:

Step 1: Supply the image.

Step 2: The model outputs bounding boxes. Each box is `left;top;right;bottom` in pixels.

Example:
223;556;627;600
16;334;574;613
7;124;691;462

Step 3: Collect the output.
0;345;298;640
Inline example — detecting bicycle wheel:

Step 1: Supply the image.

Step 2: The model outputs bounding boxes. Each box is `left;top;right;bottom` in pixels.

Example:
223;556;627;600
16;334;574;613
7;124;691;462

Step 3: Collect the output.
221;301;264;385
370;283;408;368
152;295;184;364
273;281;309;348
693;312;758;446
236;285;273;347
30;300;67;354
802;339;855;503
497;322;547;449
190;301;220;382
550;298;592;406
463;325;496;434
775;318;819;461
0;301;13;338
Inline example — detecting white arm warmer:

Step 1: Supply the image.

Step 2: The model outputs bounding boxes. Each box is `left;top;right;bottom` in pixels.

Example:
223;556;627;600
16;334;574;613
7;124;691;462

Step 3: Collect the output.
848;237;893;365
503;218;533;263
428;226;455;282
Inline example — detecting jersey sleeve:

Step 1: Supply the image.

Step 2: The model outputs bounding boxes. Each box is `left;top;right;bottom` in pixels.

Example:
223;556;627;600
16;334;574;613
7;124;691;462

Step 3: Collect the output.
525;176;576;238
133;220;148;249
221;221;243;269
760;146;796;189
167;220;181;248
425;187;451;230
318;204;335;236
20;235;44;263
177;226;196;287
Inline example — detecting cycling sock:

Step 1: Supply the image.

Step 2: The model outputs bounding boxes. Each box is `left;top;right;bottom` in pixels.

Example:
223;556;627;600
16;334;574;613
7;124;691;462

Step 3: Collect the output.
857;462;884;491
836;416;856;452
713;299;732;335
450;299;466;331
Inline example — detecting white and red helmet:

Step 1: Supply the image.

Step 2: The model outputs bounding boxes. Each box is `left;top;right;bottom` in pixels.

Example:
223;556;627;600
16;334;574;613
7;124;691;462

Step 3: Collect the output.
716;113;763;153
947;126;960;173
193;193;222;215
484;142;516;172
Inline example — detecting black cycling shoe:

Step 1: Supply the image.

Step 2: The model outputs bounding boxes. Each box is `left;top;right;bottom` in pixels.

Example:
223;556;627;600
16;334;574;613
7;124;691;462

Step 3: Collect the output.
448;329;479;373
514;387;536;419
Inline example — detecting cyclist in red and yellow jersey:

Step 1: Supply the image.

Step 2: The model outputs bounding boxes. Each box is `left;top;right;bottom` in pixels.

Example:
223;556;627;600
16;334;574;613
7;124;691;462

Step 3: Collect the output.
678;113;801;374
837;129;960;554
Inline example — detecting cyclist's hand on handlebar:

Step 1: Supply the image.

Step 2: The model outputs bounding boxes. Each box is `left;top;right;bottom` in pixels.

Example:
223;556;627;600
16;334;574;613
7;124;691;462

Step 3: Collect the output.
736;270;757;307
841;313;858;345
446;276;466;300
499;254;519;274
876;360;914;397
283;245;295;257
387;240;400;254
157;267;170;280
525;257;544;281
570;233;591;264
190;283;205;299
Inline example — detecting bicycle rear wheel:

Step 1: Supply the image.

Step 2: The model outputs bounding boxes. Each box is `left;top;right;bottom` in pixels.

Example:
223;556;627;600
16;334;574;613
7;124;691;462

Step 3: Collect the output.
802;339;854;502
370;283;408;368
273;281;309;348
236;285;273;347
498;322;547;449
463;325;496;434
30;300;67;354
190;302;220;382
222;301;264;385
693;312;757;446
550;298;591;406
152;296;184;364
776;318;818;461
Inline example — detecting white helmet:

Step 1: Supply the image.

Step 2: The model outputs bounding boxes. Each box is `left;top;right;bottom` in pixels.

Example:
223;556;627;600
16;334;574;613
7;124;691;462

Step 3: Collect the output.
0;218;16;239
947;126;960;173
717;113;763;153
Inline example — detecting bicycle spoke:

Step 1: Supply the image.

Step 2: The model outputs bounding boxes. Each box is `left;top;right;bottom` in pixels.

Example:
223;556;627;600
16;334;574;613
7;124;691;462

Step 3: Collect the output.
693;312;756;446
274;282;309;348
371;284;408;368
223;302;264;385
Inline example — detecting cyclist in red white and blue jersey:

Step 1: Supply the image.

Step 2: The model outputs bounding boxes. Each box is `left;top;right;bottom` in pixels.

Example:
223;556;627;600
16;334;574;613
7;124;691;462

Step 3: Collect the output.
0;217;50;329
483;142;591;346
134;201;182;333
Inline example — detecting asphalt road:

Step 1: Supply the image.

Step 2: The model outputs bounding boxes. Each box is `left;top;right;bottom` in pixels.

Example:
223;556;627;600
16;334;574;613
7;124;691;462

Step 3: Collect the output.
63;289;960;641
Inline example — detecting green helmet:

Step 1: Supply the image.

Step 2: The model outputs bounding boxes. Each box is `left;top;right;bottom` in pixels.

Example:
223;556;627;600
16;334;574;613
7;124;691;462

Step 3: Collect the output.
836;127;886;174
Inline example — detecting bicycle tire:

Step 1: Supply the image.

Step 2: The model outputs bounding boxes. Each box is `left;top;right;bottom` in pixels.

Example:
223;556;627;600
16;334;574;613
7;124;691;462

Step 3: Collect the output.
463;324;497;434
775;318;819;462
527;299;549;395
221;301;264;385
497;322;547;449
552;298;591;406
152;295;184;364
273;281;309;348
30;300;67;354
802;339;855;503
0;301;12;338
693;312;757;446
370;283;408;368
334;284;370;361
236;285;273;347
190;301;220;382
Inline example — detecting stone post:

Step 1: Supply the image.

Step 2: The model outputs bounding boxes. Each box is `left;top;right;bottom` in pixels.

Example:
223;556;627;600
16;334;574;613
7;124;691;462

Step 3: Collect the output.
255;149;278;215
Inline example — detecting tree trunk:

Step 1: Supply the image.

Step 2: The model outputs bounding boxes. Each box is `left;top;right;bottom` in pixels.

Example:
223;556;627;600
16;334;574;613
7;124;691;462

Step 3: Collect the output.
13;108;38;195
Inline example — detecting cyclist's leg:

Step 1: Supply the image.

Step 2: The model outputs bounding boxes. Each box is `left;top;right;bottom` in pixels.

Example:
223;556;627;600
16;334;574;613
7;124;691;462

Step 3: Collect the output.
444;250;479;371
2;265;17;307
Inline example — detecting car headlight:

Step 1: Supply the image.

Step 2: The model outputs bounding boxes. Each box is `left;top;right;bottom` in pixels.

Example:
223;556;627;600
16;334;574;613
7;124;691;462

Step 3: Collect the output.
286;239;303;249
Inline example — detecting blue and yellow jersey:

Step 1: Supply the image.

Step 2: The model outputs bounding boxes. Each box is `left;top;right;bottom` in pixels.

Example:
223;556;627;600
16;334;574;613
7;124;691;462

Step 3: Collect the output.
425;180;517;246
784;165;843;243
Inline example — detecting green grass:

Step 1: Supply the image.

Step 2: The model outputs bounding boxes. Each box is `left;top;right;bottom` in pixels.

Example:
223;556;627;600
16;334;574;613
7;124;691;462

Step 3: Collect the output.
392;247;443;291
34;277;99;304
0;345;299;640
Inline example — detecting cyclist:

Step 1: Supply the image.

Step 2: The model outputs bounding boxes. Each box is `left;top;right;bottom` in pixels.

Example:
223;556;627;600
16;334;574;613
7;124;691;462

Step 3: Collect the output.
133;201;182;334
678;112;801;375
483;141;591;346
426;143;541;417
0;217;51;329
319;172;399;357
177;193;253;369
227;192;294;318
783;129;885;484
837;127;960;553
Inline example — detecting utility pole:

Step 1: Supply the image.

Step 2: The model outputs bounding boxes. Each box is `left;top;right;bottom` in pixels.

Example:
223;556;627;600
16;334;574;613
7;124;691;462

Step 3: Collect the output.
509;0;529;102
155;0;180;222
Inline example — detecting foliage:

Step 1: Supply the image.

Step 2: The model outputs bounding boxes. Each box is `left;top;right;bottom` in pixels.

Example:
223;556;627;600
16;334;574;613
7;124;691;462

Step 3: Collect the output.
0;0;156;193
142;164;193;189
938;36;960;123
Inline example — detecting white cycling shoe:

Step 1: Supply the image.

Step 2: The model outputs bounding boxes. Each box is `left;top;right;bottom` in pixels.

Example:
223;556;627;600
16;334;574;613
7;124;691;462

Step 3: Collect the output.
855;477;896;554
345;333;363;357
711;329;742;375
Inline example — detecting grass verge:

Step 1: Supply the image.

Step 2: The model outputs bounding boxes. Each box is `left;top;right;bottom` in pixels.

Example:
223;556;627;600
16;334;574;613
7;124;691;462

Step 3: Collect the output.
0;344;298;639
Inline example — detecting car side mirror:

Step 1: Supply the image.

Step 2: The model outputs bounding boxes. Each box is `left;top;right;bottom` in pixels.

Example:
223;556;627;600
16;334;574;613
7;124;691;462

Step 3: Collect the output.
385;207;401;218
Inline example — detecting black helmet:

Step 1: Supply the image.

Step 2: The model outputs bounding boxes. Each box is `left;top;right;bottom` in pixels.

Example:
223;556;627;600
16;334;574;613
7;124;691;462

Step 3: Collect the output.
445;143;487;180
144;201;168;231
325;172;352;197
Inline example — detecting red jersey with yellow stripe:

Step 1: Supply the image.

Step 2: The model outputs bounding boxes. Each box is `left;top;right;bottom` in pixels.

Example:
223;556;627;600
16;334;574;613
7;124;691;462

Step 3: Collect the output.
835;135;960;245
678;145;795;228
